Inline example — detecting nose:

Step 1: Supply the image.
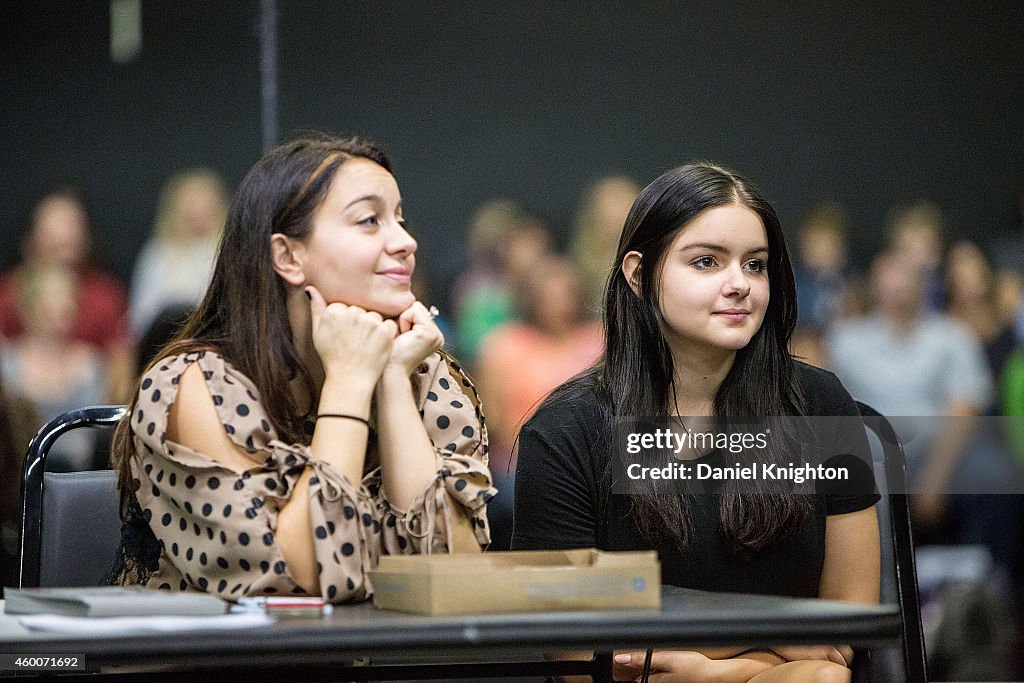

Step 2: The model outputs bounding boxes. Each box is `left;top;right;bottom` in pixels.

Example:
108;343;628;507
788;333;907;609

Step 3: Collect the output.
722;264;751;298
387;221;417;257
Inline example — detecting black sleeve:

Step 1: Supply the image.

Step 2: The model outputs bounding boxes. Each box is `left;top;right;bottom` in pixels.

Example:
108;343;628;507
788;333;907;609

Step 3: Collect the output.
803;366;881;516
511;420;599;551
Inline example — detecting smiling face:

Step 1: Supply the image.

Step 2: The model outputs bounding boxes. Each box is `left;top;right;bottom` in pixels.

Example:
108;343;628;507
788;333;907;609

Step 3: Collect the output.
655;204;770;359
293;157;417;317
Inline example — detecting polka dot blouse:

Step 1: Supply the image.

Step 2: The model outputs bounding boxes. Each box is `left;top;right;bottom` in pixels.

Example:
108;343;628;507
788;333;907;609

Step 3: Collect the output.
127;350;495;603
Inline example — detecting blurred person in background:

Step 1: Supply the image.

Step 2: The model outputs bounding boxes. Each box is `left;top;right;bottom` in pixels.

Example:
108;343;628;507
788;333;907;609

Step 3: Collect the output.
0;266;106;471
129;168;229;339
987;189;1024;353
828;251;994;533
793;201;853;329
945;240;1018;376
477;255;603;472
570;175;641;313
0;183;131;401
886;200;946;311
790;201;854;369
450;199;552;364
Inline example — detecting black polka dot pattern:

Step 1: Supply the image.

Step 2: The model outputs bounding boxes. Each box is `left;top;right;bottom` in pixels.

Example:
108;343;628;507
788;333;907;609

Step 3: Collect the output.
128;350;495;605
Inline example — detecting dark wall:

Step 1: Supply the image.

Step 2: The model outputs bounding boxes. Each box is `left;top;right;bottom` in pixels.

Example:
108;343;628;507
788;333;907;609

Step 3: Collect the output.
2;1;1022;287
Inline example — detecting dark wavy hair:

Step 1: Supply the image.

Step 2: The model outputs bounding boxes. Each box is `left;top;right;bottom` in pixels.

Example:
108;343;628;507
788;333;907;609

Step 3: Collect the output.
110;134;392;511
552;162;810;559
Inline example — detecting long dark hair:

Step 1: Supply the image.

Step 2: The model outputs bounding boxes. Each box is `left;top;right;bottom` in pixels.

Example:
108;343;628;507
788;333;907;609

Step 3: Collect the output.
110;134;392;509
555;162;810;559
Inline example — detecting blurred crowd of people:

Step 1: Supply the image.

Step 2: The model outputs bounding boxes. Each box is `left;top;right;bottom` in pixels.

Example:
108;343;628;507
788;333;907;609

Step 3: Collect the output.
0;169;1022;663
791;198;1024;678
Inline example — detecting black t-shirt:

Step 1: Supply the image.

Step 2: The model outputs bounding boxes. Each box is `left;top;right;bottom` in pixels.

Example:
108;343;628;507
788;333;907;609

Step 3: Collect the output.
510;362;879;598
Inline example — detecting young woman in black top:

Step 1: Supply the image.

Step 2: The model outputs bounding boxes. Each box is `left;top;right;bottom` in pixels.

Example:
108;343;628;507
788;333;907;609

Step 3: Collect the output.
512;163;879;682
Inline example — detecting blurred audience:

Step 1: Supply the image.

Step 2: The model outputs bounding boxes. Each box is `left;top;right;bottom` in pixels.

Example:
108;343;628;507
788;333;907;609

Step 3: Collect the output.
129;169;228;338
826;252;1024;578
570;176;640;313
944;240;1024;576
0;266;106;471
0;184;131;401
450;199;552;363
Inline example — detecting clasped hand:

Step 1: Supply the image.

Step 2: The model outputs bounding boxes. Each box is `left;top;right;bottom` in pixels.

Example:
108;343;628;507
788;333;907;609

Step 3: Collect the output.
306;286;444;383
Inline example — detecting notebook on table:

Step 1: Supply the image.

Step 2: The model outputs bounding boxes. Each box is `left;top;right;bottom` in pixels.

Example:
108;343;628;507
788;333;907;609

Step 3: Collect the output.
4;586;228;617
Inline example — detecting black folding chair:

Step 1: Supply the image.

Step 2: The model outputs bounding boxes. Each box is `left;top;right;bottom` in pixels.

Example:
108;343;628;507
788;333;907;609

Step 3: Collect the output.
855;401;928;682
19;405;126;588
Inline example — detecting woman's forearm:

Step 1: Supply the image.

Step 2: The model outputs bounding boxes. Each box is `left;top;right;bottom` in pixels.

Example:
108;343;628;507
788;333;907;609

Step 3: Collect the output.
276;376;376;592
274;471;318;592
310;375;375;484
374;367;442;509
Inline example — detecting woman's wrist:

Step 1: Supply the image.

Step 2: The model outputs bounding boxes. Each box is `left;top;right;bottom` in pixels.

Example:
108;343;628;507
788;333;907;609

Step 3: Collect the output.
319;375;375;415
322;364;378;389
379;363;415;386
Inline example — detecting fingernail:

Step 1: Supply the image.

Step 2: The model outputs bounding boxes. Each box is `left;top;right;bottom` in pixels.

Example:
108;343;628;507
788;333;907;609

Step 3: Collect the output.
614;654;631;664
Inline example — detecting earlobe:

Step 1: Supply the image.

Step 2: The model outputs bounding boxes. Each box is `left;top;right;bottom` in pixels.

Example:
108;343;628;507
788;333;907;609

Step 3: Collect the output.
270;233;306;287
621;251;643;296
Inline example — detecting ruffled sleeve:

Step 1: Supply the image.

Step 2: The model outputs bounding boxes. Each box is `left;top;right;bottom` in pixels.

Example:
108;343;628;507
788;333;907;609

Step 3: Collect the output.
376;352;496;553
130;351;381;603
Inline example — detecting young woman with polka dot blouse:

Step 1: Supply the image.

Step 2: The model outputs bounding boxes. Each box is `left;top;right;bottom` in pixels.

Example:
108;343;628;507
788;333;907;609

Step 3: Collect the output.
512;164;879;681
109;135;495;603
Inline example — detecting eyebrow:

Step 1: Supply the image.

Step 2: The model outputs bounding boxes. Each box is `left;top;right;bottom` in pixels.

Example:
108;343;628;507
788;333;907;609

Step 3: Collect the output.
344;195;402;211
679;242;769;255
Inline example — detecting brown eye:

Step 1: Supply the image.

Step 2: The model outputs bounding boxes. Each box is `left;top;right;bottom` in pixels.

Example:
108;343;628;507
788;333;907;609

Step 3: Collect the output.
691;256;717;270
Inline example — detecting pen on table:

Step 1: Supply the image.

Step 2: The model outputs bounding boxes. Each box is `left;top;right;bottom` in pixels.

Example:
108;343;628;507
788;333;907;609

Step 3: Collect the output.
232;596;332;614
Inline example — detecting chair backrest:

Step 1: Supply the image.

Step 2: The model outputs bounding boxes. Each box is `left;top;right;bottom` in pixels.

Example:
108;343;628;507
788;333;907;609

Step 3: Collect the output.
19;406;126;588
855;401;928;683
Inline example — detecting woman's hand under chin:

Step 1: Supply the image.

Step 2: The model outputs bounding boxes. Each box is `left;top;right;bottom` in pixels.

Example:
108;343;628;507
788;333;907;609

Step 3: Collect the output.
384;301;445;376
305;285;396;385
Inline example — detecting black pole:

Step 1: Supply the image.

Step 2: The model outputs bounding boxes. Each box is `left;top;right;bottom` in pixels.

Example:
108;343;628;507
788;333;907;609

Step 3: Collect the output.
259;0;279;153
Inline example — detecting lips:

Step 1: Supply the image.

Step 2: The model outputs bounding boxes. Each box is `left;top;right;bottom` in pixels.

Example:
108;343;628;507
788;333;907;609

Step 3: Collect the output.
377;267;411;284
713;309;750;322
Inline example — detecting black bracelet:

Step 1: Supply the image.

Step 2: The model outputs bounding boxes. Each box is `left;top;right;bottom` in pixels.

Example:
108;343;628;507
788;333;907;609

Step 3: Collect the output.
316;413;370;427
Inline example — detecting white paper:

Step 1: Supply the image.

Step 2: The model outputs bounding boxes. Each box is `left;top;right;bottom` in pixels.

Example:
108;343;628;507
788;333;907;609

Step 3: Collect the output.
19;612;274;635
